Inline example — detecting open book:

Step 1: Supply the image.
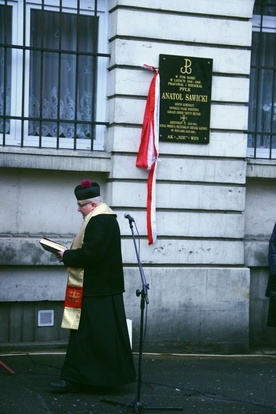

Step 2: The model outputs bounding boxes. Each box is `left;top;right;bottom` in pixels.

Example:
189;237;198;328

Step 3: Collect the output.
40;237;67;254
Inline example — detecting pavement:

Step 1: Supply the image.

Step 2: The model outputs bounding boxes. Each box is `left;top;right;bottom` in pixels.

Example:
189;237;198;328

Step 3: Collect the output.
0;349;276;414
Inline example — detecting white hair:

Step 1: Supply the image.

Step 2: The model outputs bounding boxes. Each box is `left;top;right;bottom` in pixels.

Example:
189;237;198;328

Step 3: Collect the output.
90;196;102;204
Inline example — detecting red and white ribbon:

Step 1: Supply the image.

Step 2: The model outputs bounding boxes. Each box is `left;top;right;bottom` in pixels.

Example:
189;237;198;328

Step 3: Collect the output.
136;65;160;244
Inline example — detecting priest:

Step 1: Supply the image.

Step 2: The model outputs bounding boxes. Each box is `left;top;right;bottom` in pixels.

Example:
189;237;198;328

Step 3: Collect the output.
50;179;136;392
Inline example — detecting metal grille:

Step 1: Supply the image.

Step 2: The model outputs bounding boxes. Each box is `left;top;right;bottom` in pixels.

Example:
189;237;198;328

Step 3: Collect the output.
0;0;109;151
248;0;276;159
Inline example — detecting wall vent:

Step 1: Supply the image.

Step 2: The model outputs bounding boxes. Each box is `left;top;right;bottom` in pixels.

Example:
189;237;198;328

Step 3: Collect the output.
38;310;54;327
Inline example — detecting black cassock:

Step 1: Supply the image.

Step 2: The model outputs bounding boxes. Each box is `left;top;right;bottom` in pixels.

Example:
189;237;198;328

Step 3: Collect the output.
61;294;135;387
60;211;136;387
266;222;276;327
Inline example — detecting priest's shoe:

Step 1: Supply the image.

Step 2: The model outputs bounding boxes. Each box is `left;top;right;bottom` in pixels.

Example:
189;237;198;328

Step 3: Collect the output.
49;380;78;393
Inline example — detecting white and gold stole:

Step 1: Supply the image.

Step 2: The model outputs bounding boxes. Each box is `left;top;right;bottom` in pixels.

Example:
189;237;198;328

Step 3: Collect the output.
61;203;115;330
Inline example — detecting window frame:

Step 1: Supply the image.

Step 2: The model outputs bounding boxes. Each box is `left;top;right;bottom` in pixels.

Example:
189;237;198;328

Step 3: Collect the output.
0;0;109;151
247;8;276;159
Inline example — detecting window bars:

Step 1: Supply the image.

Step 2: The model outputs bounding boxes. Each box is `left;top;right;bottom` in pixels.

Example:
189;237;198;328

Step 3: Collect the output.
0;0;109;151
248;0;276;159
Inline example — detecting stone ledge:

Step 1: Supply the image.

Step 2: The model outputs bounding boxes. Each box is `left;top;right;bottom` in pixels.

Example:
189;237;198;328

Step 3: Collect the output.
0;236;72;266
247;158;276;179
0;147;111;172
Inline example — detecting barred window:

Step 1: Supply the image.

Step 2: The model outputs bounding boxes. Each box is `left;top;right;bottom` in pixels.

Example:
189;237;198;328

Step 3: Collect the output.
0;0;108;151
248;0;276;158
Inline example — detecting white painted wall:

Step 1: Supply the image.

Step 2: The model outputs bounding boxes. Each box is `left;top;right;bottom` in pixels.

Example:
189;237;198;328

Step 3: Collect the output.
105;0;254;352
0;0;258;353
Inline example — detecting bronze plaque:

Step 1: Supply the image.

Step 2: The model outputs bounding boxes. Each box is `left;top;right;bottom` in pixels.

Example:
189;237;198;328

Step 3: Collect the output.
159;54;213;144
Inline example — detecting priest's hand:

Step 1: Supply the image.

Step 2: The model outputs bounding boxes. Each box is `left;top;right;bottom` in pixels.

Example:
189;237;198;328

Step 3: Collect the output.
56;249;67;261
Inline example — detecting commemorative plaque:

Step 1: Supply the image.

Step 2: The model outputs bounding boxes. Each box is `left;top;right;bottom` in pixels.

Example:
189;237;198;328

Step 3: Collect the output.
159;54;213;144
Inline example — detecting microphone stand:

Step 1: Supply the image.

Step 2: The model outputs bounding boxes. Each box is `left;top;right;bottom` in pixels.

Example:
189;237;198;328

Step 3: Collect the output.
101;216;182;412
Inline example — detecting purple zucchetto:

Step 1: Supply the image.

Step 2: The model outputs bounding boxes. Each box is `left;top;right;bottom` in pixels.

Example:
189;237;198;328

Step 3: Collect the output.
74;179;100;200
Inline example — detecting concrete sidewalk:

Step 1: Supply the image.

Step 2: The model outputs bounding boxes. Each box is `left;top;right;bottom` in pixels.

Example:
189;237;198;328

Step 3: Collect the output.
0;350;276;413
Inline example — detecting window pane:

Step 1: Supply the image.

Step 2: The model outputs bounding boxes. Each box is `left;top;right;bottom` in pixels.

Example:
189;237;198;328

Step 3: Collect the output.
28;9;98;139
248;32;276;148
254;0;276;16
0;5;12;134
248;1;276;157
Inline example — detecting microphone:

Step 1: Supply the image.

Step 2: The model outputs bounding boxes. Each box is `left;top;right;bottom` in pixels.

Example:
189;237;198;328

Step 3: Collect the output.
124;213;135;222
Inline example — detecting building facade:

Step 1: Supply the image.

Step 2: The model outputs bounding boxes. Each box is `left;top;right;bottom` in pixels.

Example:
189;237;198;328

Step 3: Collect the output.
0;0;275;353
